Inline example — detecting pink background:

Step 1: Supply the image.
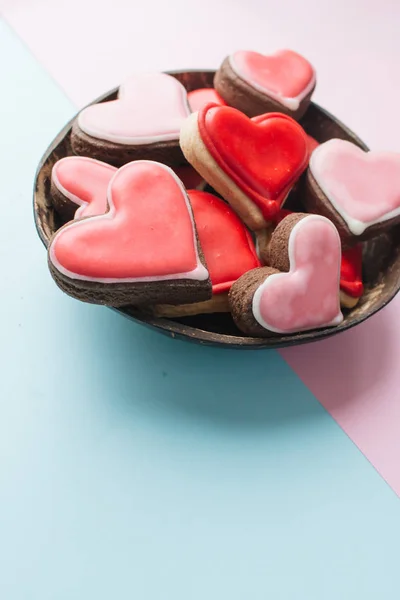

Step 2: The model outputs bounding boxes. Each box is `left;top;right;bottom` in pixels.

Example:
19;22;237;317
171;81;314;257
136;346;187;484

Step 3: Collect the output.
2;0;400;495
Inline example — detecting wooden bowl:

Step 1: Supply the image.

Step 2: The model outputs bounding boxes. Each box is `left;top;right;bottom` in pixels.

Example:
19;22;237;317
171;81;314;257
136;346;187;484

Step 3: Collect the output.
33;70;400;349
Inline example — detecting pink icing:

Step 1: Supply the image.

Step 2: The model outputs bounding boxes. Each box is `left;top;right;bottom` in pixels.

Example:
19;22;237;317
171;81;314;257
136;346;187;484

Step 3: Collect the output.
78;73;191;145
253;215;343;333
230;49;315;110
52;157;116;219
50;161;208;283
310;139;400;235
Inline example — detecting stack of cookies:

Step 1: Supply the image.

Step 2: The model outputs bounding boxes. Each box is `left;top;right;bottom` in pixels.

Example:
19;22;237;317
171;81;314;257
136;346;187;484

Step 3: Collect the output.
46;49;400;337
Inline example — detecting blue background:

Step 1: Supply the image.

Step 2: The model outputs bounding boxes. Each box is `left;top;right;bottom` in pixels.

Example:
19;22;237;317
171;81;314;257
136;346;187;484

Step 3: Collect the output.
1;21;399;599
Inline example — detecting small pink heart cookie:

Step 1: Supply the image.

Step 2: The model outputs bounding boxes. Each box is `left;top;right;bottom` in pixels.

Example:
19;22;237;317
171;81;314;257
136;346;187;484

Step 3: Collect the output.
214;49;316;120
229;213;343;336
51;157;117;221
48;160;211;307
71;73;191;167
51;157;204;222
306;138;400;243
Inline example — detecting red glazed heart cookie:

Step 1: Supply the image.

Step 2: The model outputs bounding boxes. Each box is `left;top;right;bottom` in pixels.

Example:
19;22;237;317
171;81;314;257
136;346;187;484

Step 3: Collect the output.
306;139;400;244
229;213;343;336
340;245;364;308
48;160;211;307
214;49;316;120
189;190;260;294
51;157;117;221
152;190;261;317
180;105;309;231
71;73;191;167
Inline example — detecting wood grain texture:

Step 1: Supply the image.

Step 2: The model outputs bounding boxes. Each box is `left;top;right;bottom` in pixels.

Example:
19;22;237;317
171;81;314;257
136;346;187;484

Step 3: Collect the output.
33;70;400;348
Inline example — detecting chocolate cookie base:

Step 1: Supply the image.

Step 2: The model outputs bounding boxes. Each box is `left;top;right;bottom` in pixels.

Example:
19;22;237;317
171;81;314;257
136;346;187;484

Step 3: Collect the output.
50;180;81;222
304;170;400;246
228;267;280;337
268;213;308;271
214;57;314;120
49;258;212;308
71;122;186;168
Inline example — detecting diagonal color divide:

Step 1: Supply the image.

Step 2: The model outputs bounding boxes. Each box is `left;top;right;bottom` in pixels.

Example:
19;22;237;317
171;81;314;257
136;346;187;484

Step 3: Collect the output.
282;300;400;497
2;0;400;497
1;13;400;600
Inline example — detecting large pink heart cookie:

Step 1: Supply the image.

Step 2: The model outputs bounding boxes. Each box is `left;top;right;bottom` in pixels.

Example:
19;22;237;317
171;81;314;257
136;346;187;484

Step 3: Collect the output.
48;160;211;307
229;214;343;336
51;157;116;220
214;49;316;119
71;74;191;166
306;139;400;243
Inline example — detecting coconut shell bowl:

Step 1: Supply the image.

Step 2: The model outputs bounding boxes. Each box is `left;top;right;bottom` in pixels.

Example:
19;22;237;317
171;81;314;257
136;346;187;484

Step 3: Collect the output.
33;70;400;349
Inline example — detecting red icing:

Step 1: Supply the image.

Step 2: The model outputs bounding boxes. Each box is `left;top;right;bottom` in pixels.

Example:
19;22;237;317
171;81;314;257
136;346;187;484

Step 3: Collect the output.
307;135;319;153
188;190;260;293
174;165;205;190
188;88;227;112
340;245;364;298
275;209;364;298
52;157;116;219
50;161;204;281
198;106;309;220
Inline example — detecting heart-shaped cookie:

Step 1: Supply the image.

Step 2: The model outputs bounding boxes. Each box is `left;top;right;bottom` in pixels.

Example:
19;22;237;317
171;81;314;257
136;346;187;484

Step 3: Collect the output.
180;105;309;230
71;74;191;167
307;139;400;242
152;190;261;318
78;73;190;144
51;158;205;222
229;214;343;336
271;208;364;308
188;190;260;293
214;49;315;119
49;161;210;306
51;157;117;220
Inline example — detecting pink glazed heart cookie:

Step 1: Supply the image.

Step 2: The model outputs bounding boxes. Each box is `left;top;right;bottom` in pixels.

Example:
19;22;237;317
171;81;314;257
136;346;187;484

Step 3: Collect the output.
305;139;400;244
214;49;316;120
229;213;343;336
51;157;205;223
269;209;364;309
71;73;191;167
48;161;211;307
51;157;117;221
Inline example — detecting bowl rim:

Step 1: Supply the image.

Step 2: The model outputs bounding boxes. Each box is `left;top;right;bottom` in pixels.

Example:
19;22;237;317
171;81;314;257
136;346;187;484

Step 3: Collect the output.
33;69;399;349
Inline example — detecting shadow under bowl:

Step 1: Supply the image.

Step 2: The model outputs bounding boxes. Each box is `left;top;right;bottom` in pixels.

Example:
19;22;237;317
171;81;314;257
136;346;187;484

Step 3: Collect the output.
33;70;400;349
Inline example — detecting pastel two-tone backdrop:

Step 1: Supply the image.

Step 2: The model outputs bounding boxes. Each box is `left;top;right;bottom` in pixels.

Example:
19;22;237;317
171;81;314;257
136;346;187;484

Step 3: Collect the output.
0;1;399;598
